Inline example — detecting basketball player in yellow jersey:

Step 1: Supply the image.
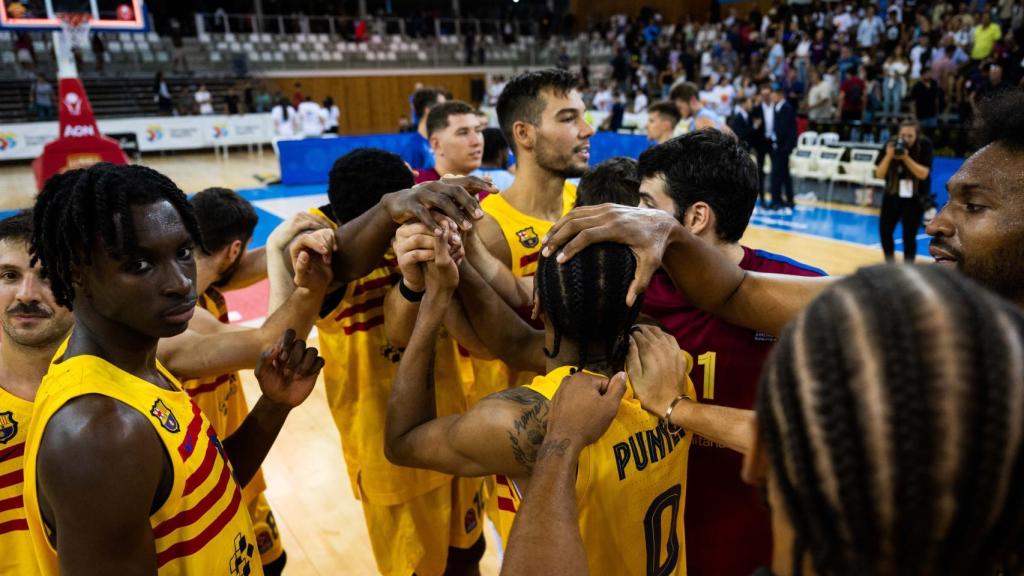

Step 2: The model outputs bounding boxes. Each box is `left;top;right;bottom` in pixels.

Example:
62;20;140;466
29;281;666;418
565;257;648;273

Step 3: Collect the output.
22;163;328;575
386;238;693;575
162;189;330;574
275;149;496;576
0;212;74;576
465;68;592;402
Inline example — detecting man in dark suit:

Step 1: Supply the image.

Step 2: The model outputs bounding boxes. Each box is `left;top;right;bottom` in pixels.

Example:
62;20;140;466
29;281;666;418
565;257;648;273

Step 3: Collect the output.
768;82;797;211
750;85;772;207
728;95;758;149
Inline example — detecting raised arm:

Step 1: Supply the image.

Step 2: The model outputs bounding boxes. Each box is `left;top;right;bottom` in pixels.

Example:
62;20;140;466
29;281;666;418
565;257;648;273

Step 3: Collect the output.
221;329;324;485
157;250;331;378
266;212;332;311
384;230;544;479
541;204;833;336
293;177;494;284
36;397;166;575
501;371;626;576
627;325;755;455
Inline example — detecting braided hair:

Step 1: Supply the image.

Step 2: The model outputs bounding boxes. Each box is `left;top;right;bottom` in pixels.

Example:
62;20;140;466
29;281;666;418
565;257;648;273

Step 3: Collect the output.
30;163;204;309
536;242;643;372
758;265;1024;576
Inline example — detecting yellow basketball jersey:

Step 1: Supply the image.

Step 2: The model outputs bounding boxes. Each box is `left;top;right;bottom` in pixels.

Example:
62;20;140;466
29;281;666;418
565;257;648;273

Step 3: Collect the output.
179;288;268;506
311;207;470;506
24;349;262;576
470;182;577;404
494;366;693;576
0;386;39;576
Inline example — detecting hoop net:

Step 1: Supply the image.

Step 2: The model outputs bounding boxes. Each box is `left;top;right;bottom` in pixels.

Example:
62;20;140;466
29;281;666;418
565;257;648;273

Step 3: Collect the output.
54;12;92;77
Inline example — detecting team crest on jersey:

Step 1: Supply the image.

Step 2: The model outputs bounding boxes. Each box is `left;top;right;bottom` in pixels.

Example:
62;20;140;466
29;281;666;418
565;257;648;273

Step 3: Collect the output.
516;226;539;248
229;532;255;576
0;411;17;444
150;399;180;433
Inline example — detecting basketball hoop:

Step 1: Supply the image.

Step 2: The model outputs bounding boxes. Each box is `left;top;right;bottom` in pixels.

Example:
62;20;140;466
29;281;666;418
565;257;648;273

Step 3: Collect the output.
54;12;92;77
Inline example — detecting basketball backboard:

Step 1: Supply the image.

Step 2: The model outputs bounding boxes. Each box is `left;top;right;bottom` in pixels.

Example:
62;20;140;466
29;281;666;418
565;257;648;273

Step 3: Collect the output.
0;0;146;31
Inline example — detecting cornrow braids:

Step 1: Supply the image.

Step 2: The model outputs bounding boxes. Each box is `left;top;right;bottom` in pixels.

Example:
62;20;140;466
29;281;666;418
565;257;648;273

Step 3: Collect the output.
30;163;205;309
536;242;643;373
757;265;1024;576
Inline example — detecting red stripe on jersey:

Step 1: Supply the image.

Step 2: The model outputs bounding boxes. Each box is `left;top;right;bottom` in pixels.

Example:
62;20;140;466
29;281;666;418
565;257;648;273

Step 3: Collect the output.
183;440;218;497
156;485;243;568
177;402;204;461
0;495;22;514
351;274;400;297
185;374;232;398
334;295;385;322
496;497;517;513
342;315;385;335
0;442;24;463
383;257;398;268
0;519;28;535
153;456;232;538
0;469;22;490
519;251;540;269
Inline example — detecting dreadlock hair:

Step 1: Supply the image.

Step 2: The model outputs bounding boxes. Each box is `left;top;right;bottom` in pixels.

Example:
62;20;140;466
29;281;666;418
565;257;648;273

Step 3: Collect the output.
189;187;258;254
0;210;34;245
30;163;204;310
536;242;643;372
574;157;640;208
757;264;1024;576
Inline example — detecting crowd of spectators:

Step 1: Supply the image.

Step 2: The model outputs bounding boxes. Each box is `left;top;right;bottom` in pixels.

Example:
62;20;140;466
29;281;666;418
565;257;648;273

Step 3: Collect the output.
575;1;1023;134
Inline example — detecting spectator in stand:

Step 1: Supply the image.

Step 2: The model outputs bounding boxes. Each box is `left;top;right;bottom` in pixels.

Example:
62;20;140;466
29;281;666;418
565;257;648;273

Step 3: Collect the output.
972;11;1003;62
670;81;728;132
783;66;805;111
169;18;187;73
14;31;34;74
632;88;649;113
911;71;943;127
194;83;214;115
90;32;105;73
857;5;886;49
297;96;325;138
153;71;173;115
837;45;863;83
473;127;515;192
713;75;738;117
874;120;933;263
415;100;483;183
768;82;797;211
752;84;773;205
970;63;1012;110
930;43;961;98
323;97;340;134
30;74;54;120
883;44;911;116
766;35;786;79
611;46;631;93
224;87;240;115
270;97;297;138
910;34;933;80
810;28;828;67
839;65;868;121
645;100;681;145
401;87;445;171
592;83;614;112
807;66;836;122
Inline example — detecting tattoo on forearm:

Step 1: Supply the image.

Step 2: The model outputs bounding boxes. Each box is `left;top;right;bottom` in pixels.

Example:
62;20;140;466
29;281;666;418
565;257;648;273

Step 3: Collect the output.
537;438;572;461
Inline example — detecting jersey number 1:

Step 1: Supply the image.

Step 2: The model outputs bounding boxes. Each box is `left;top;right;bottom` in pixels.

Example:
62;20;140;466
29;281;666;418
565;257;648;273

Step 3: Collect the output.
644;483;681;576
682;350;718;400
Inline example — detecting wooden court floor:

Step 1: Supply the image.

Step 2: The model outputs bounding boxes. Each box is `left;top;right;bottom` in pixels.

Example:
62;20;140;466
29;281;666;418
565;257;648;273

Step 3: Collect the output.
0;152;885;575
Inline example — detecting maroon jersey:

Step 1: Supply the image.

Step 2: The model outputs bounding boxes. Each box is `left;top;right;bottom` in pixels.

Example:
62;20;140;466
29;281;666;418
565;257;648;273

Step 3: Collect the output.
642;246;825;576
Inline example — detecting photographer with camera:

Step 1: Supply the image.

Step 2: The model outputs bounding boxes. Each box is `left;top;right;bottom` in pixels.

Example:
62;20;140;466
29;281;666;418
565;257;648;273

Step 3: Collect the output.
874;119;933;263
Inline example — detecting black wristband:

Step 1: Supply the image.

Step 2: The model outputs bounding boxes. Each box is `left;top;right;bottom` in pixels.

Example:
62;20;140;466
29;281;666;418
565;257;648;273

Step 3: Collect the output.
399;278;425;302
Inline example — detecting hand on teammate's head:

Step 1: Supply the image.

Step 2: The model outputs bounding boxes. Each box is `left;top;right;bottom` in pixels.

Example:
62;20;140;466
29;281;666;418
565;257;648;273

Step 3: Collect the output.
255;329;324;409
546;370;628;449
626;325;689;417
542;204;678;306
384;176;493;234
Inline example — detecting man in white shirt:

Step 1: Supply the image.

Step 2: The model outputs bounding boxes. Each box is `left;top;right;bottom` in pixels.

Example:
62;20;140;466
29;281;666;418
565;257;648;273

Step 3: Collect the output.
297;97;325;138
833;5;855;34
633;90;649;114
194;84;214;115
593;84;614;112
857;6;885;48
909;35;932;80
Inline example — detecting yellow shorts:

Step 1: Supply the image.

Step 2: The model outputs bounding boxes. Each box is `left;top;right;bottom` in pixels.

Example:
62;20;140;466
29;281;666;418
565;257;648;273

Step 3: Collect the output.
248;492;285;565
362;477;486;576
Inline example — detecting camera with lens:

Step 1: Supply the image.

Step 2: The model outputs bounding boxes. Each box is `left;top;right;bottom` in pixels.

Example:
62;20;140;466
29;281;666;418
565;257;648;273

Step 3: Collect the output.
893;137;907;156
